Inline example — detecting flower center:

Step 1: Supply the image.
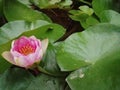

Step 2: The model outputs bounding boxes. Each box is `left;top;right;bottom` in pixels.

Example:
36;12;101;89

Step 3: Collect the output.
18;44;35;55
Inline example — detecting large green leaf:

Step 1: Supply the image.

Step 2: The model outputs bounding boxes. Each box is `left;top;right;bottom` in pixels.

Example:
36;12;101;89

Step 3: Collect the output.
26;74;66;90
100;10;120;26
92;0;120;17
0;20;50;45
0;67;67;90
0;68;34;90
3;0;51;22
66;48;120;90
92;0;113;17
56;23;120;71
22;23;65;43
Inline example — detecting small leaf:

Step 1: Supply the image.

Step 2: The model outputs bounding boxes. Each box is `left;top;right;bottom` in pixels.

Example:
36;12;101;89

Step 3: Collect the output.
49;0;61;4
79;5;94;16
59;0;73;7
69;6;95;29
86;16;99;26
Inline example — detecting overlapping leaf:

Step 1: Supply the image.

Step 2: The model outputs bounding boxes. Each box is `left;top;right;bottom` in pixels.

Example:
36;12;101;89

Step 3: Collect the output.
0;67;66;90
0;20;50;45
56;24;120;71
100;10;120;26
92;0;120;17
67;47;120;90
3;0;51;22
0;20;65;73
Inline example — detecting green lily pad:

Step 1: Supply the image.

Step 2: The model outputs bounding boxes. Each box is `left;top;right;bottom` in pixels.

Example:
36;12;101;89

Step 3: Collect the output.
92;0;120;17
22;23;65;43
92;0;113;17
66;47;120;90
100;10;120;26
0;20;50;45
56;23;120;71
0;68;34;90
3;0;51;22
26;74;66;90
0;67;66;90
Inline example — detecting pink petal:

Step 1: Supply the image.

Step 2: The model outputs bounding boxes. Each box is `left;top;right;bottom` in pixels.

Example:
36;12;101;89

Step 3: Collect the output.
34;46;43;62
12;36;30;51
41;39;49;54
13;55;33;68
1;51;15;64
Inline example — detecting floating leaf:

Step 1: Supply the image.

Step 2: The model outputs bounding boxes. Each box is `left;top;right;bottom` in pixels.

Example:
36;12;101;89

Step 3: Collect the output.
100;10;120;26
0;20;50;45
26;74;66;90
92;0;113;17
22;23;65;43
67;48;120;90
0;68;34;90
3;0;51;22
56;23;120;71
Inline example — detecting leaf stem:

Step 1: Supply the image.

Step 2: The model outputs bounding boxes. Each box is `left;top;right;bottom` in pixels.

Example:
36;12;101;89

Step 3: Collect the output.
37;66;67;77
37;66;54;76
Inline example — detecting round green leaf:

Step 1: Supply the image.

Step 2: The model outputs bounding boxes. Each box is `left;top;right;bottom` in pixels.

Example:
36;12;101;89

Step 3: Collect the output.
100;10;120;26
0;68;34;90
66;48;120;90
79;5;94;16
86;16;99;26
22;23;66;43
59;0;72;7
92;0;120;17
26;74;66;90
92;0;113;17
0;20;50;45
56;23;120;71
3;0;51;22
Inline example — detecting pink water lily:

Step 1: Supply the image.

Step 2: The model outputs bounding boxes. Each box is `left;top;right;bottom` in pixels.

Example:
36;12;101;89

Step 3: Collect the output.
2;36;48;69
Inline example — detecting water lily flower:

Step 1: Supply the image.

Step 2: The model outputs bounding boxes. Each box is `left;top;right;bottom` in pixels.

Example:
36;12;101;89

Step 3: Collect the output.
2;36;48;69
